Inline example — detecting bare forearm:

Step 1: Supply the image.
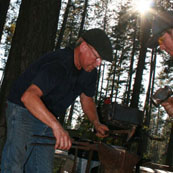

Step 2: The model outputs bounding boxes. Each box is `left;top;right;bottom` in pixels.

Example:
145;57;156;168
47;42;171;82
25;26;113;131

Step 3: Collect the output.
83;101;99;124
21;84;72;150
80;93;109;137
80;94;100;125
21;91;61;130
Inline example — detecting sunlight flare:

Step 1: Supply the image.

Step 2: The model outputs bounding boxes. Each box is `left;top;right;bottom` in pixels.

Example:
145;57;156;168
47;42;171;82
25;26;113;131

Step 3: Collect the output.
133;0;153;14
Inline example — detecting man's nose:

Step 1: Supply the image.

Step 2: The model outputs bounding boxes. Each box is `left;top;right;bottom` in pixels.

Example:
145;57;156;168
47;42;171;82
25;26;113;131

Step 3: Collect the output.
169;51;173;58
95;59;102;67
159;44;165;51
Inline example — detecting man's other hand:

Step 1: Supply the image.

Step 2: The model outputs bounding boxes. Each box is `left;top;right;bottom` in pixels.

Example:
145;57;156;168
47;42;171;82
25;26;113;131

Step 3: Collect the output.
94;121;109;138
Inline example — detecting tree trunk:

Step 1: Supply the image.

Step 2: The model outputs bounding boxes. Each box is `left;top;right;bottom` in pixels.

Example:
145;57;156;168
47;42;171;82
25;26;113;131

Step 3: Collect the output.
125;27;137;106
95;65;101;103
114;46;125;102
78;0;88;37
142;49;157;155
166;122;173;166
56;0;71;49
110;50;118;102
0;0;61;163
105;64;113;98
103;0;108;31
0;0;10;42
99;63;106;101
67;102;75;126
144;49;156;125
130;15;150;108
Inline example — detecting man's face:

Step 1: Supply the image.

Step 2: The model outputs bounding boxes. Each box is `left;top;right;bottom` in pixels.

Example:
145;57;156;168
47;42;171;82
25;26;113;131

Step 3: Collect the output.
158;29;173;58
78;41;102;72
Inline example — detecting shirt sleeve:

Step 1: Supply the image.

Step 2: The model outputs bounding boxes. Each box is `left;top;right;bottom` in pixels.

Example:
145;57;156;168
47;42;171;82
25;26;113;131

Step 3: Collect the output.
32;62;66;96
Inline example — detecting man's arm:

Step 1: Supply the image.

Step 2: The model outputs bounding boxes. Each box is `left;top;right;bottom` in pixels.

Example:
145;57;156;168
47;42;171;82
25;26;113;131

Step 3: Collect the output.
161;97;173;117
21;84;72;150
80;93;109;137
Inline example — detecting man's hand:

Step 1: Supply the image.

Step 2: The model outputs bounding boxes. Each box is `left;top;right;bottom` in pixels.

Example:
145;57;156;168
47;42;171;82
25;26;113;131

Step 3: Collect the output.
80;93;109;138
52;124;72;150
93;121;109;138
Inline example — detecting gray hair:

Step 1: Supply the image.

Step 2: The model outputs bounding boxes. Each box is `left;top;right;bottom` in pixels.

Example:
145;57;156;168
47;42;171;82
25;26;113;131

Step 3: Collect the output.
74;38;83;48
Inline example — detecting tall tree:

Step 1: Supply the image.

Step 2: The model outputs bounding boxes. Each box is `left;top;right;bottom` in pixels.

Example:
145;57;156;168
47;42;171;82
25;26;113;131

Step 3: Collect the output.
130;14;151;108
125;22;137;106
78;0;88;37
0;0;61;163
0;0;10;42
98;63;106;102
106;4;141;103
141;50;157;156
56;0;72;49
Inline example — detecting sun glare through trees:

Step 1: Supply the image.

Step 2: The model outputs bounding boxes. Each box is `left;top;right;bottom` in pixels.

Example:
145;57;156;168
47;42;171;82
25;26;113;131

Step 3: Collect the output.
133;0;153;14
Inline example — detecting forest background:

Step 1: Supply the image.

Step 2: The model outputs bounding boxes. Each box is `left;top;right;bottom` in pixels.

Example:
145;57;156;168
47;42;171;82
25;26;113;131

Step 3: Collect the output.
0;0;173;168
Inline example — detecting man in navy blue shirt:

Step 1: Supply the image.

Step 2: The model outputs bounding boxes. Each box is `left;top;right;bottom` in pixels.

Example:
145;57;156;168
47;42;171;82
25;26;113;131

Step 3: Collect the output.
1;28;113;173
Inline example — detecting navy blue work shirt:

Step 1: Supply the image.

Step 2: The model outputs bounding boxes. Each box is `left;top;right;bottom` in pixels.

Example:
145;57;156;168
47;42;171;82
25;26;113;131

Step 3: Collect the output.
8;48;97;117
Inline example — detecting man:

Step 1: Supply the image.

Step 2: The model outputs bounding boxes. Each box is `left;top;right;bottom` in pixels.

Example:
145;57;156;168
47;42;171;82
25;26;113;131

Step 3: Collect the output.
147;11;173;117
1;28;112;173
147;11;173;57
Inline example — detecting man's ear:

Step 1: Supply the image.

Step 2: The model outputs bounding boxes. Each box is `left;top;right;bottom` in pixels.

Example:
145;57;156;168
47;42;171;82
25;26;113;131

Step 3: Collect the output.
80;41;88;50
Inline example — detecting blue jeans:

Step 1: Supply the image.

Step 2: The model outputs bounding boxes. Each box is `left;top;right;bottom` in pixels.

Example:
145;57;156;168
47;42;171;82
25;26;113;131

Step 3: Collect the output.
1;101;55;173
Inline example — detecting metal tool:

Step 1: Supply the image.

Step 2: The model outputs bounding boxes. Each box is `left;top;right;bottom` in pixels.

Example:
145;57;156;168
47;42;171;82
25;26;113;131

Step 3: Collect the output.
151;86;172;107
105;127;137;141
32;135;98;150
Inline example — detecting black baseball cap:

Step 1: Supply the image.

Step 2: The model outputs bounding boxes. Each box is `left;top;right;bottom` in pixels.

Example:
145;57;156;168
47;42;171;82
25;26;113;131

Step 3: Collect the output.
81;28;113;62
147;11;173;48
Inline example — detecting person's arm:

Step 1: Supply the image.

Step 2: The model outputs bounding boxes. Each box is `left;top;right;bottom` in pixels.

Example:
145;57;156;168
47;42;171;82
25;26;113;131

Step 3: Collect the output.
161;97;173;117
80;93;109;137
21;84;72;150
